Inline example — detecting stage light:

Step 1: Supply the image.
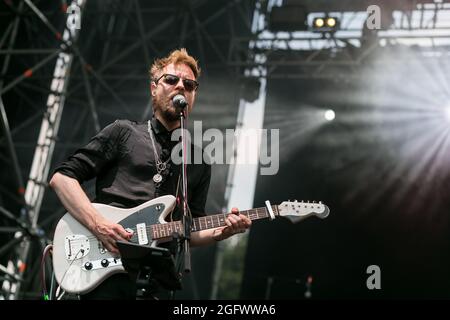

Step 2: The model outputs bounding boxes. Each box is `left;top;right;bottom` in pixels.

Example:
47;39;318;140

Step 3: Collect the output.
314;18;324;28
326;17;336;28
324;109;335;121
445;107;450;123
312;16;339;33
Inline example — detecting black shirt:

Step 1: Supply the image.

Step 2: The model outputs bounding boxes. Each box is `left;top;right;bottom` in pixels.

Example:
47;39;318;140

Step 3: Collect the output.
53;118;211;218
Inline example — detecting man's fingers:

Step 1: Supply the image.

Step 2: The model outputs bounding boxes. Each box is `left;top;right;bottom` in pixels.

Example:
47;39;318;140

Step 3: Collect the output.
218;209;252;240
241;215;252;227
115;225;132;240
225;215;243;233
227;214;242;229
233;214;246;228
102;239;118;254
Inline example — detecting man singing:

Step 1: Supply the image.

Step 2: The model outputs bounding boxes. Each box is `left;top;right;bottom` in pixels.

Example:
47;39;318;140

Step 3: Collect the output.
49;48;251;299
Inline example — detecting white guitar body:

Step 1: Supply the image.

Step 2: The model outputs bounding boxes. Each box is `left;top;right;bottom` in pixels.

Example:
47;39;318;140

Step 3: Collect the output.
52;196;329;295
52;195;176;294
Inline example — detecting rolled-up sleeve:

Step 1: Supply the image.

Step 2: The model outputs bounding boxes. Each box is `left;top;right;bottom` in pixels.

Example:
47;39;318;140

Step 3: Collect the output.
53;120;126;183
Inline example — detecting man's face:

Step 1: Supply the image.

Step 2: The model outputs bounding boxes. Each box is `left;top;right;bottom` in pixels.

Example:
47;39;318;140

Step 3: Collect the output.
151;63;197;123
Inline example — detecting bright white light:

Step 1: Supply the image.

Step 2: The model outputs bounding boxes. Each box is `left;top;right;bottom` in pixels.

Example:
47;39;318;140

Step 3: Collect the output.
324;109;336;121
445;107;450;122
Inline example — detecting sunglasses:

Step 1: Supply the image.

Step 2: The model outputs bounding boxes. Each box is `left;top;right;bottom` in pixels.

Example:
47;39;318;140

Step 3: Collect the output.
154;73;199;92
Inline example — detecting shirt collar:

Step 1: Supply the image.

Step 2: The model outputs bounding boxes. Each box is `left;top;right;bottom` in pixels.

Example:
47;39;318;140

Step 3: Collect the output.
150;117;175;135
150;117;181;148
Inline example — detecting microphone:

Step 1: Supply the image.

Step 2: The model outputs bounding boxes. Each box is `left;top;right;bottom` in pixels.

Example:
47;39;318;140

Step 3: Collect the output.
172;94;188;109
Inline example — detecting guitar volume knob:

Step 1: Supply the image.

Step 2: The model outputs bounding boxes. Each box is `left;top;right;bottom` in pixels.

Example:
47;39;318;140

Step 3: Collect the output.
101;259;109;267
84;262;93;270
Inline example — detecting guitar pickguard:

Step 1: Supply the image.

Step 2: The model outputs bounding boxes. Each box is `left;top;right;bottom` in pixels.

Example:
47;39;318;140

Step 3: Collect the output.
118;202;168;244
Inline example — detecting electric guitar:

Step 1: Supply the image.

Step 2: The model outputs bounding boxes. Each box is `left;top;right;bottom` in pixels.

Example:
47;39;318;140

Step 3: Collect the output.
52;195;330;294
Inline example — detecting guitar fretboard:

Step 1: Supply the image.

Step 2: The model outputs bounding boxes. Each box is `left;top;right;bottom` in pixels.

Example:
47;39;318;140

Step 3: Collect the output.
150;205;279;240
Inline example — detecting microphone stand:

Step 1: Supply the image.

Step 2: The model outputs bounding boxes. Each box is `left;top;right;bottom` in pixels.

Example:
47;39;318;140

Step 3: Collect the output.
179;108;192;273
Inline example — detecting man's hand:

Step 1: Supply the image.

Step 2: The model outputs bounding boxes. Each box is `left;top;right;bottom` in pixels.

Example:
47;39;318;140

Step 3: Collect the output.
212;207;252;241
93;218;133;254
49;173;133;254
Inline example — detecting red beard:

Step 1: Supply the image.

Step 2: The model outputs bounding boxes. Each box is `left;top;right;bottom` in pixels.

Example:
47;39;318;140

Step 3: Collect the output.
153;93;182;122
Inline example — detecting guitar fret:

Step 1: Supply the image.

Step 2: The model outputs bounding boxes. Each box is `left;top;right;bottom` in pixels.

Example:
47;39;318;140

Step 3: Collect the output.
200;217;204;228
218;214;225;227
257;208;262;218
272;204;279;216
214;214;220;228
153;225;159;239
152;205;278;240
164;224;169;236
192;219;199;232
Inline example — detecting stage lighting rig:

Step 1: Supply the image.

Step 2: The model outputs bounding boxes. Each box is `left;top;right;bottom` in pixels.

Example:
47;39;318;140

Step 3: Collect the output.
312;16;339;33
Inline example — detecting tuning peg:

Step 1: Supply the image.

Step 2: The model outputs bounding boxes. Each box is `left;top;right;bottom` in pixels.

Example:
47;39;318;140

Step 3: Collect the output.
319;201;322;204
294;199;298;202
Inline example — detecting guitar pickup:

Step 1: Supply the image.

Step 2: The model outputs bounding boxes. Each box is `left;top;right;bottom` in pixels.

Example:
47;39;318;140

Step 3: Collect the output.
136;223;149;245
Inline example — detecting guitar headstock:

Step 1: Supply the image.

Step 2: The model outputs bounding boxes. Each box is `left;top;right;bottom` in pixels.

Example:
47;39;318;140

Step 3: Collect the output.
277;200;330;223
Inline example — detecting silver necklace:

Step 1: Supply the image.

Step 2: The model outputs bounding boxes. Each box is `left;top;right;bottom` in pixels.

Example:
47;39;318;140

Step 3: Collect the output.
147;120;170;184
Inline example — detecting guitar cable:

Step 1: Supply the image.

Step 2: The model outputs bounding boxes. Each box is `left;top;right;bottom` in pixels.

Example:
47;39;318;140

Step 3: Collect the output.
54;248;83;300
40;244;53;300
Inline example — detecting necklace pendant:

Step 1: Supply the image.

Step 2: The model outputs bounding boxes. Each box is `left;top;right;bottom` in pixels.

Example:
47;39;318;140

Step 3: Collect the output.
153;173;163;183
157;162;167;172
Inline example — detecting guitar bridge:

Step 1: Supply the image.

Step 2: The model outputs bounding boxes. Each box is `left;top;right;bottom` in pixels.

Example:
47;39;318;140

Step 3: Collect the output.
65;235;90;260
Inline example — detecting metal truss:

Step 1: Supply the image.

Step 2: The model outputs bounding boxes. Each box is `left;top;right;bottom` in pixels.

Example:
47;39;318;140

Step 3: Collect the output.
1;0;88;300
0;0;256;300
227;1;450;80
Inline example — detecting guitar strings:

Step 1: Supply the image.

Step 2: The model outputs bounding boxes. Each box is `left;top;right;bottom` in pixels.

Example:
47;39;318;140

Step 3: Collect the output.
66;210;267;244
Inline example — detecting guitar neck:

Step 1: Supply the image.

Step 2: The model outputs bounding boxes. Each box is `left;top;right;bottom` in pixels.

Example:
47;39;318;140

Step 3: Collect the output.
191;205;279;232
151;205;279;240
